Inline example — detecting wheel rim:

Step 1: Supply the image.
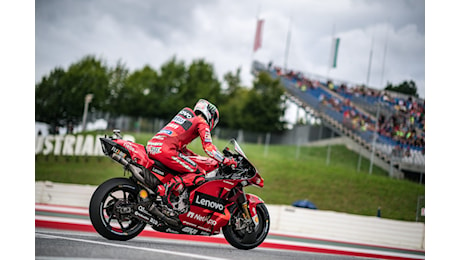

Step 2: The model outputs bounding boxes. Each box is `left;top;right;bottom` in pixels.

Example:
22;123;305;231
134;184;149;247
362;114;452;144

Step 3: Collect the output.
99;185;144;236
230;204;269;246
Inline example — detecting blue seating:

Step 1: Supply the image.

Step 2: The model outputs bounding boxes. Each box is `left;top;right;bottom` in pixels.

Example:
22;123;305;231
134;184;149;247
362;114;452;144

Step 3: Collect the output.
265;68;424;163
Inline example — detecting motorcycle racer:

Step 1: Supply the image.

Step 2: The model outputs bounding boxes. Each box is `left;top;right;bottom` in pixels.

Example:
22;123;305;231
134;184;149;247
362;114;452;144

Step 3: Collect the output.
146;99;237;211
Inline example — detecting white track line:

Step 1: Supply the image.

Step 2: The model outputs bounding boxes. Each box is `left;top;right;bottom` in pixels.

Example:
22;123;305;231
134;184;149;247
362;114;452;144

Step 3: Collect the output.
36;232;229;260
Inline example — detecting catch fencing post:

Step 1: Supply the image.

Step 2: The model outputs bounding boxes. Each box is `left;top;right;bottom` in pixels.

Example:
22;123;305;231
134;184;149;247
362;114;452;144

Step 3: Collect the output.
390;155;394;177
357;147;362;172
326;130;333;165
295;127;301;159
416;195;425;222
264;132;271;157
82;93;94;132
296;140;301;159
369;102;380;174
237;129;244;144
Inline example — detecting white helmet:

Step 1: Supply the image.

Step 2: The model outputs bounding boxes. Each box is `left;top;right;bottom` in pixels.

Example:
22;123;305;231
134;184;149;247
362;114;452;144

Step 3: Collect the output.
193;99;220;130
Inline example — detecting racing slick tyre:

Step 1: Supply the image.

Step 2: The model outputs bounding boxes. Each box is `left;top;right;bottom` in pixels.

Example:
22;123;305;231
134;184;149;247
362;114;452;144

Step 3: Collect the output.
89;178;146;241
222;203;270;250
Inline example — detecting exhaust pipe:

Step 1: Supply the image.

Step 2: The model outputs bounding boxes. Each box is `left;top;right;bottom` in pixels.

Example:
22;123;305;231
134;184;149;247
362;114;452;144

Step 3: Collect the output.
148;205;180;226
111;153;180;226
110;153;152;190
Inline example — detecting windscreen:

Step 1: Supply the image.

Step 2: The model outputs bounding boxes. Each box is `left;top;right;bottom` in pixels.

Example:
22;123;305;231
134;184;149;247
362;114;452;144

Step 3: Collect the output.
231;139;247;158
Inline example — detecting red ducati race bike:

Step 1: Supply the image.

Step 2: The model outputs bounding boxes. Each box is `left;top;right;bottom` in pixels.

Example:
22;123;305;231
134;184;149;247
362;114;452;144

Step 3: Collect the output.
89;130;270;250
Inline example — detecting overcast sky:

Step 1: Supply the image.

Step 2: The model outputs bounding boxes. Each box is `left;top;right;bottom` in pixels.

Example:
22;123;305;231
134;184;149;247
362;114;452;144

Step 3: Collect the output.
3;2;460;251
35;0;425;98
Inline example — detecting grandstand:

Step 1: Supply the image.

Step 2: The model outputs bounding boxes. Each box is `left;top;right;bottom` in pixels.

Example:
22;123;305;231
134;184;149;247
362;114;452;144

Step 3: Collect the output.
251;61;425;183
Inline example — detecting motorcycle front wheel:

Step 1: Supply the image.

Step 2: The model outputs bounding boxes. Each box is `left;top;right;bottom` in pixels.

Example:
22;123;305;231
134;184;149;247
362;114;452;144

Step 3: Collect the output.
222;203;270;250
89;177;146;241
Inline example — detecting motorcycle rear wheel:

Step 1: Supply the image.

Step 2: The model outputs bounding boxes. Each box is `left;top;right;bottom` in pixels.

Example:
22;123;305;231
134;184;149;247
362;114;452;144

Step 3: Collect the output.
222;203;270;250
89;178;146;241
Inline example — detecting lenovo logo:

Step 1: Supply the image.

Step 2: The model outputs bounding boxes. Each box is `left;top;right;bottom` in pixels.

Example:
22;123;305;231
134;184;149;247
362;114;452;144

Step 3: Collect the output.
192;192;225;213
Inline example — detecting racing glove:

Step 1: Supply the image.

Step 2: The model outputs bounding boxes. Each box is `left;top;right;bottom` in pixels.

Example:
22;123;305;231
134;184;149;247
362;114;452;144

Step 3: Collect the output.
223;158;238;169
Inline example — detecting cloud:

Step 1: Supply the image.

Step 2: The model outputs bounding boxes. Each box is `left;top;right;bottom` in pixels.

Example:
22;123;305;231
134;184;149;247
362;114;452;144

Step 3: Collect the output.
35;0;425;97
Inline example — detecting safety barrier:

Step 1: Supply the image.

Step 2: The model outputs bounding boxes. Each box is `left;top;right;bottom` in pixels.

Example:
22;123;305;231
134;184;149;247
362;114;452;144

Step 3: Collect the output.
267;205;424;250
35;181;424;250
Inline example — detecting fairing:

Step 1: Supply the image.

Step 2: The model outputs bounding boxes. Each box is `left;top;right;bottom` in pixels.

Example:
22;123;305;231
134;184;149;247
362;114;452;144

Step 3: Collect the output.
99;134;266;237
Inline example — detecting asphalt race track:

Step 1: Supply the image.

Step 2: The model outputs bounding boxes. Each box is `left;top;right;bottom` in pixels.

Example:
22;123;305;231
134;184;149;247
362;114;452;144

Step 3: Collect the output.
36;229;361;260
35;204;425;260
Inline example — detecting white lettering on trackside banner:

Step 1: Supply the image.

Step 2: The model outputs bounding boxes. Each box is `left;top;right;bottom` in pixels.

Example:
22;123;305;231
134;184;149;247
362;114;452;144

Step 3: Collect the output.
35;134;135;156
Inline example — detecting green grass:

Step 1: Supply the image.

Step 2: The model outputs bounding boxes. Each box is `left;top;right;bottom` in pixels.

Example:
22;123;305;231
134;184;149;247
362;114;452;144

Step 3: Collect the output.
35;131;425;222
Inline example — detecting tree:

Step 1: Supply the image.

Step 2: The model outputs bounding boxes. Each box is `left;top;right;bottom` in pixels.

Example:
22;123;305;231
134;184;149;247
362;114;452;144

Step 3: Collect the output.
384;80;418;97
105;60;130;115
35;55;110;131
35;55;289;134
152;57;224;119
121;66;160;118
184;59;222;104
170;58;222;110
35;67;68;131
219;68;248;129
155;56;188;119
241;72;287;132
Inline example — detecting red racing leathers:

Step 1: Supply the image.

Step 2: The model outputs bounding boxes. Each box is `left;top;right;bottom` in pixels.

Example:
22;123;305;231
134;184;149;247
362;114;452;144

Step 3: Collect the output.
146;107;228;195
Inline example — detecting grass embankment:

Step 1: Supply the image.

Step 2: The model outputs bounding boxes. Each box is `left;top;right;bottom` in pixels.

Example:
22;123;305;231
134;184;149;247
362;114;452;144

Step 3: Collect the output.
35;131;425;222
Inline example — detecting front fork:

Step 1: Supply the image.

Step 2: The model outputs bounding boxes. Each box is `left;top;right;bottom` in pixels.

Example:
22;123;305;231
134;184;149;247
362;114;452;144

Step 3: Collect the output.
237;190;260;232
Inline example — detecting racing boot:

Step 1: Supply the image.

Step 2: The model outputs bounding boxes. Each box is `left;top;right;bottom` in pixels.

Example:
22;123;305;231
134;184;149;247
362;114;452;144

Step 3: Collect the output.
156;181;187;216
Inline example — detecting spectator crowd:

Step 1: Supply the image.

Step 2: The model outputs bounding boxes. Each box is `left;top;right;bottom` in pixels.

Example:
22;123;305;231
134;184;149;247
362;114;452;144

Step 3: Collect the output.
268;63;425;156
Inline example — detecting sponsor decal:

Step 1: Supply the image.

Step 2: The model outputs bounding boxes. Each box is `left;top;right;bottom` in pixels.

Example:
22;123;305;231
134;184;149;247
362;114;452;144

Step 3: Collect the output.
192;192;225;213
134;210;149;221
205;150;213;158
123;142;136;153
204;131;212;143
165;123;180;129
147;142;163;147
122;144;134;153
159;129;173;135
166;228;180;234
148;147;161;155
178;153;197;167
186;211;217;225
136;206;160;226
138;205;149;214
182;227;199;235
149;218;160;226
111;146;127;158
205;147;224;162
213;151;224;162
196;225;212;233
152;136;165;140
151;167;165;176
181;120;192;130
171;112;192;131
172;156;194;172
182;221;212;233
183;220;197;227
179;109;194;119
172;115;186;125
